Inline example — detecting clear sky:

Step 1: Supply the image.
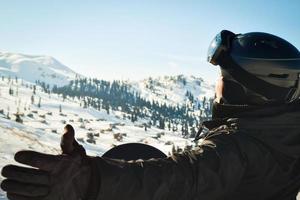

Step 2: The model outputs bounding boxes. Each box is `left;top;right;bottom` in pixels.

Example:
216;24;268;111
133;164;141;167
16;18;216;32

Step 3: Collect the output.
0;0;299;84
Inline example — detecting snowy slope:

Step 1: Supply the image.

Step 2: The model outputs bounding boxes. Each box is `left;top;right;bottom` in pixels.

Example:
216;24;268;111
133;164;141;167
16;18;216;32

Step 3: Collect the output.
0;77;192;199
0;52;79;86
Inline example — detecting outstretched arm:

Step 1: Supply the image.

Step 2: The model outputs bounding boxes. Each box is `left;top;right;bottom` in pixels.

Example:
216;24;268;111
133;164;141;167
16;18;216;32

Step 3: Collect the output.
1;134;246;200
95;136;246;200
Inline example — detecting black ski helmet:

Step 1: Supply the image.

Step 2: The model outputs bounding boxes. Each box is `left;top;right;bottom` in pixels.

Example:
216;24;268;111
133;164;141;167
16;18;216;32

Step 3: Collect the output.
207;30;300;104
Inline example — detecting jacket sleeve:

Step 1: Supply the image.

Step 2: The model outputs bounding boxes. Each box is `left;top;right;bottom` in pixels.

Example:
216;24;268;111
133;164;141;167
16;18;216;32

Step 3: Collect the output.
92;135;246;200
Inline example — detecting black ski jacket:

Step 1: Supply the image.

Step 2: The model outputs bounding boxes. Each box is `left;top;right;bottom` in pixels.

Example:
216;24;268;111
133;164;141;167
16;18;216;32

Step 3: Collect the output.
89;102;300;200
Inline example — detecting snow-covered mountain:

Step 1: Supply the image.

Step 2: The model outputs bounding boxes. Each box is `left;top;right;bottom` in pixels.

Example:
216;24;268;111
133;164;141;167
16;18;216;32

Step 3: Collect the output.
0;52;215;105
130;75;215;106
0;52;79;86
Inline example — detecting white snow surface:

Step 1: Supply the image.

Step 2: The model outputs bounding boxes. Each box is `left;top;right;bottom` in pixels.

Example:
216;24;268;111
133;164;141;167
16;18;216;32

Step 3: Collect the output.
0;78;192;199
0;52;79;86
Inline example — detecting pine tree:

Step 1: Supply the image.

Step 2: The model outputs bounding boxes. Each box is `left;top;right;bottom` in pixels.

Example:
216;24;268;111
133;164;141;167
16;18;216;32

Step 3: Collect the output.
184;122;189;137
6;106;10;119
190;126;196;138
9;87;14;96
38;97;41;108
83;99;87;108
33;85;36;95
31;95;34;104
158;117;165;130
15;113;23;124
105;103;110;115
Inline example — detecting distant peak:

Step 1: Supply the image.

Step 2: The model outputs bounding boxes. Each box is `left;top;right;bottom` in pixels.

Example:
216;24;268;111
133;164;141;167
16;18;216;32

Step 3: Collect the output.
0;51;82;86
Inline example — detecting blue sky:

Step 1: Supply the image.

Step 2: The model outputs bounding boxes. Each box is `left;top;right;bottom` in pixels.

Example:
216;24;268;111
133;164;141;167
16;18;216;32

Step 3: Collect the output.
0;0;299;83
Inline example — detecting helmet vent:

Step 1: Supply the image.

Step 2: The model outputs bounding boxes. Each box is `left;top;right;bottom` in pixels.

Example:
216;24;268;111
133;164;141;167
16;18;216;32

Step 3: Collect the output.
268;73;289;79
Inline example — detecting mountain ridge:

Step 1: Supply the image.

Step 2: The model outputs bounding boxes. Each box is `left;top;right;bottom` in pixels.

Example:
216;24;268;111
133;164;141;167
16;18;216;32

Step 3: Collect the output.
0;51;215;106
0;52;79;86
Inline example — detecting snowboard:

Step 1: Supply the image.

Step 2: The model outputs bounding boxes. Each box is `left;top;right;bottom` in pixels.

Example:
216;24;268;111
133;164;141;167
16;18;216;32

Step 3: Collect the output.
102;143;167;161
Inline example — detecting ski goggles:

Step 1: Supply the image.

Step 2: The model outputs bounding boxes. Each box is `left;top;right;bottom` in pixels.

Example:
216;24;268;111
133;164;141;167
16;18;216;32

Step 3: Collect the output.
207;30;236;66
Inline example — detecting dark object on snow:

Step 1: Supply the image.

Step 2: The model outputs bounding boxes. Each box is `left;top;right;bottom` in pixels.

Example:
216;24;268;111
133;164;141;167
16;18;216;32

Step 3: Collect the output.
27;113;34;118
51;129;57;134
86;138;96;144
39;114;46;119
15;113;23;124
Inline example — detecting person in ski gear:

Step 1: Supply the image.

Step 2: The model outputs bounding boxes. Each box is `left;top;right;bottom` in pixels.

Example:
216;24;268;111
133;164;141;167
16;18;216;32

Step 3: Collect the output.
1;30;300;200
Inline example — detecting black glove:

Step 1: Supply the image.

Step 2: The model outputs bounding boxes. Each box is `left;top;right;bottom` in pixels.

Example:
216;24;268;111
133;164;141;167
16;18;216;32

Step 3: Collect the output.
0;126;98;200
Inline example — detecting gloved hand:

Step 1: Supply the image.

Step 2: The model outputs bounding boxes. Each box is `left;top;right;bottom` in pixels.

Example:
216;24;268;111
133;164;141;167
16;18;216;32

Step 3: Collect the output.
1;125;94;200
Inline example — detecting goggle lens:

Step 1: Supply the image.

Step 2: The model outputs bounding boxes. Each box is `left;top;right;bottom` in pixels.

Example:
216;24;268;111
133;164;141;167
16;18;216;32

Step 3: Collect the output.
207;30;235;65
207;33;222;65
